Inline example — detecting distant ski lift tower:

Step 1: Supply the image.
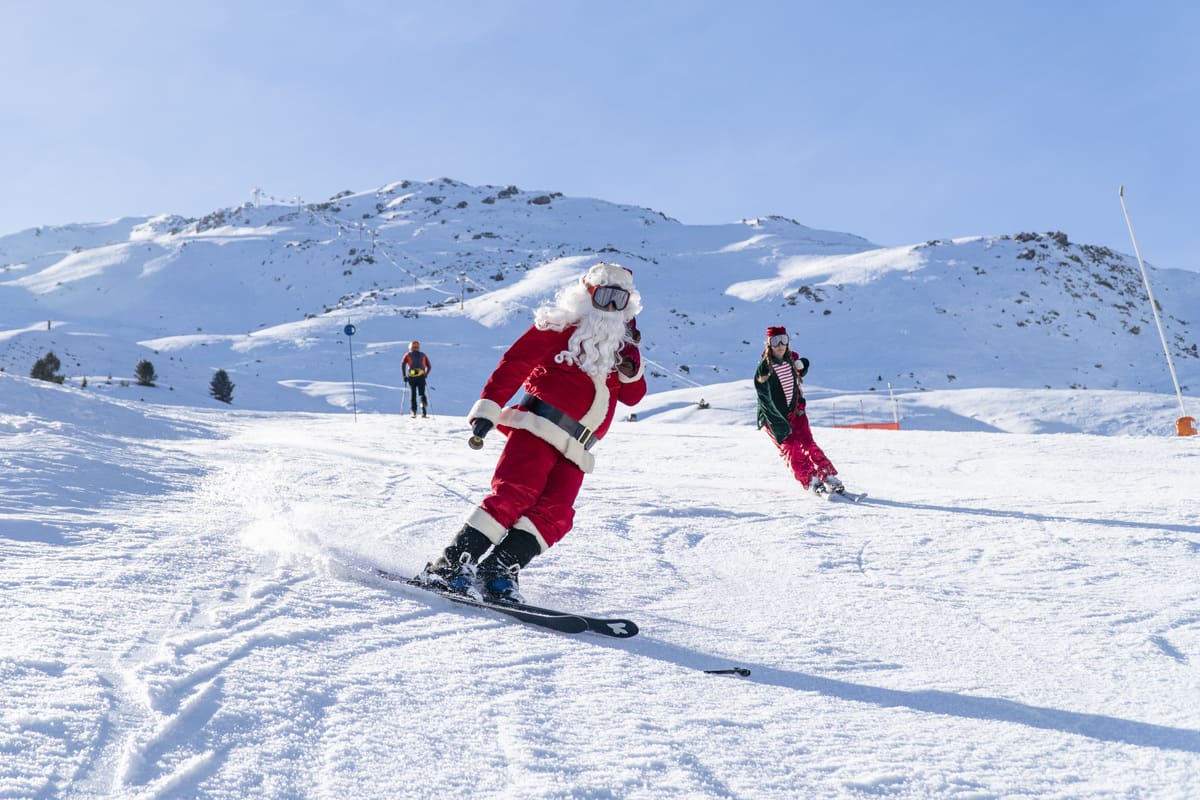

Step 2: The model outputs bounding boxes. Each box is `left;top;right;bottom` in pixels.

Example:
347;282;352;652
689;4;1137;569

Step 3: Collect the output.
1118;186;1196;436
251;187;263;207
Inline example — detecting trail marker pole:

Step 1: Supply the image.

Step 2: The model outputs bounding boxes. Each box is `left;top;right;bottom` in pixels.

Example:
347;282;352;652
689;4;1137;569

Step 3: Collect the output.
344;324;359;421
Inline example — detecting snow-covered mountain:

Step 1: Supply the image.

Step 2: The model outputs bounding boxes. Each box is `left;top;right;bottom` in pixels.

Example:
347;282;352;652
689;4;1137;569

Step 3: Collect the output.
2;178;1198;420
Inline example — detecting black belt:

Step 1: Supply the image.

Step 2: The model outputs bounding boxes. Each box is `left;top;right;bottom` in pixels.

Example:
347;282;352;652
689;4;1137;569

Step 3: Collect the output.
520;393;598;451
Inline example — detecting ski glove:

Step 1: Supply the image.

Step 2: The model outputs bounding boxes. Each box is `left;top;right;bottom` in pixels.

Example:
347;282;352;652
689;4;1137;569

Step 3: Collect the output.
471;418;494;440
617;342;641;378
625;318;642;344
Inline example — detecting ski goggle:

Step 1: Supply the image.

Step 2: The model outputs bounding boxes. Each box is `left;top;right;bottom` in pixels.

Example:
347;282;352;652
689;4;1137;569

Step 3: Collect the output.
768;334;789;347
589;284;631;311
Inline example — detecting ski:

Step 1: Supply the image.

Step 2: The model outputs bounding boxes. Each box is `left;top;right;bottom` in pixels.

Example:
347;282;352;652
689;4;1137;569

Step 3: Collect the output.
404;578;591;634
827;489;868;503
365;566;639;638
481;593;639;639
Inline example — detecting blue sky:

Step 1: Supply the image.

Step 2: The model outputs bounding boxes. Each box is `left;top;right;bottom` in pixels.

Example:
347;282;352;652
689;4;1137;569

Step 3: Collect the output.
3;1;1197;270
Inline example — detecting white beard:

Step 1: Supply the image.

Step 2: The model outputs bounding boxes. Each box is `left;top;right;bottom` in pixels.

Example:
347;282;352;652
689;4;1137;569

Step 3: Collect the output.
535;282;634;377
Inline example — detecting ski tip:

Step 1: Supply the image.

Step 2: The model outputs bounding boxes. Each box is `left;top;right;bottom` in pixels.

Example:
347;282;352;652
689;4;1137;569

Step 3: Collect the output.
366;566;415;584
596;620;639;638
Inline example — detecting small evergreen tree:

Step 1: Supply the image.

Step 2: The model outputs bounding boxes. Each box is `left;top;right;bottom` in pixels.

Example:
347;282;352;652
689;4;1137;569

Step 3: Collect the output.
135;359;157;387
210;369;235;404
31;351;65;384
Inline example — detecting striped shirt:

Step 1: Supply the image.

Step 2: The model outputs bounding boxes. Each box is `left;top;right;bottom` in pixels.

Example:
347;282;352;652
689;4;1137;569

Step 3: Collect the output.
772;360;798;408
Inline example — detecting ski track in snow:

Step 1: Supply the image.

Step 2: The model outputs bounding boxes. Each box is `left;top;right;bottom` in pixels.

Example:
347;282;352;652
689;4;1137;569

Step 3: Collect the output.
2;390;1199;799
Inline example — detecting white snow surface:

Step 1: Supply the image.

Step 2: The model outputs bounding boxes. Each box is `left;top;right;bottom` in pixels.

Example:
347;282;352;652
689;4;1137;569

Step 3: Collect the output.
2;372;1199;799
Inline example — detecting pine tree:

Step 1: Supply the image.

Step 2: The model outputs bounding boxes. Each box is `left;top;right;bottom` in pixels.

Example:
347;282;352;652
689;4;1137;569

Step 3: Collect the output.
210;369;235;404
135;359;157;387
31;351;65;384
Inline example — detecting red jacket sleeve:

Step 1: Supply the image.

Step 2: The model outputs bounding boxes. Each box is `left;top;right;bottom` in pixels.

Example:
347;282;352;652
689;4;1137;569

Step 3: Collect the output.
479;325;567;407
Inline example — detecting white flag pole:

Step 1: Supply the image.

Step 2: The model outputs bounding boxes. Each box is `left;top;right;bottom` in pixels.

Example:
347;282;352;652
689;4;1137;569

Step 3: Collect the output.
1118;186;1192;433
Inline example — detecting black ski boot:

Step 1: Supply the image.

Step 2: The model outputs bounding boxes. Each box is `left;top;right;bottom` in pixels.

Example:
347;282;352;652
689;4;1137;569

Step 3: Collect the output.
418;525;492;598
477;529;540;603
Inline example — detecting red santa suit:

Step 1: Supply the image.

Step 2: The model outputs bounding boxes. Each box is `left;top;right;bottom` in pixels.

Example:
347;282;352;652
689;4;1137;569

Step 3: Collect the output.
465;324;646;552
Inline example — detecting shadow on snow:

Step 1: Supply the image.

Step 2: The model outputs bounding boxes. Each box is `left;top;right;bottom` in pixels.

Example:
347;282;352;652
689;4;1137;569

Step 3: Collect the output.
609;635;1200;754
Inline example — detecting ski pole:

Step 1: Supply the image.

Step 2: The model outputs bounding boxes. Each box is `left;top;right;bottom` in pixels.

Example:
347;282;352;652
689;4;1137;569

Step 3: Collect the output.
468;418;491;450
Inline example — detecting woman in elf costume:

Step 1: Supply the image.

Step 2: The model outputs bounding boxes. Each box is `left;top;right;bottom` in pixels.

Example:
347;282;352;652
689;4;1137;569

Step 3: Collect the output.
755;325;844;495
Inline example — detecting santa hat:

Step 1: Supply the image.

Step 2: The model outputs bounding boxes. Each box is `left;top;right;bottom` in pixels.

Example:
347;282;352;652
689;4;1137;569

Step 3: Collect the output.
766;325;788;340
582;261;636;291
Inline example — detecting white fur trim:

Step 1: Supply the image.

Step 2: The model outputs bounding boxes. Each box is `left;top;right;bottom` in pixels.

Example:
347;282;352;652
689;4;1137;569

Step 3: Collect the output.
583;262;635;291
466;507;507;544
580;373;609;432
498;407;596;474
513;516;549;553
468;398;503;424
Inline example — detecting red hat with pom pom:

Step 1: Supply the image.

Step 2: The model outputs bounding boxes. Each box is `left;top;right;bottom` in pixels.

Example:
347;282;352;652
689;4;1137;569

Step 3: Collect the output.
766;325;788;340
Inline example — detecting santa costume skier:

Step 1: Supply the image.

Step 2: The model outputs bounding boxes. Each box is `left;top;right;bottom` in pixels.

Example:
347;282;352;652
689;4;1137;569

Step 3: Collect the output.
755;324;844;495
419;262;646;602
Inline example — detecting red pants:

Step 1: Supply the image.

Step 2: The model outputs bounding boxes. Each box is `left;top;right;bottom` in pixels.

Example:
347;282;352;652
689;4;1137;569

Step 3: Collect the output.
768;412;836;485
480;428;585;548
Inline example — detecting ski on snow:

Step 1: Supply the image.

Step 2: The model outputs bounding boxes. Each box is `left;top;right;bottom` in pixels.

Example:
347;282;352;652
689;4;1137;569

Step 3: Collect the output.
367;566;639;639
826;488;867;503
350;564;752;675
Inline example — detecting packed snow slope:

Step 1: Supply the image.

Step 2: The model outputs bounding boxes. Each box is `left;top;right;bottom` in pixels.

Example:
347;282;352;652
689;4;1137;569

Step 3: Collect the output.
2;374;1199;799
1;178;1197;420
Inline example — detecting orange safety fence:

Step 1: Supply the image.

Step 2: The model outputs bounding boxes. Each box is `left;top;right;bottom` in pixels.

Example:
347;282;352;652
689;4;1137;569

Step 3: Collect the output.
833;422;901;431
